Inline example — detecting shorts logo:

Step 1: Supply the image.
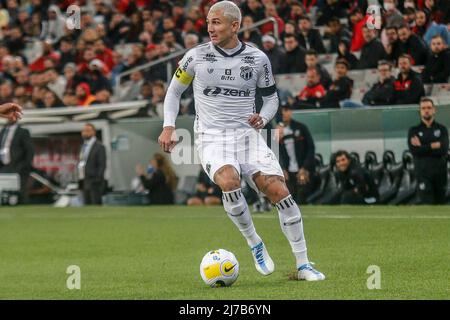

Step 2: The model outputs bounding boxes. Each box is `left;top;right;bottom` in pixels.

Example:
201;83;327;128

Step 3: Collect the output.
434;129;441;137
240;66;253;81
206;163;211;174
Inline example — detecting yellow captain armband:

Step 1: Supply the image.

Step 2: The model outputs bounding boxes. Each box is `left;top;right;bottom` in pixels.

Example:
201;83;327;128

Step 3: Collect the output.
174;68;194;85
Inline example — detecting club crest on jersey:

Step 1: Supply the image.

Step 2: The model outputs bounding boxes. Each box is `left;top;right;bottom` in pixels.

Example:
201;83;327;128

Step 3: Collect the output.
434;129;441;137
240;66;253;81
207;68;214;74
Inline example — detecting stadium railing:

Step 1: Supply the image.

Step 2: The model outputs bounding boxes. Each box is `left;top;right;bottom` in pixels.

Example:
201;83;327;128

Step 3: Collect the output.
0;101;149;124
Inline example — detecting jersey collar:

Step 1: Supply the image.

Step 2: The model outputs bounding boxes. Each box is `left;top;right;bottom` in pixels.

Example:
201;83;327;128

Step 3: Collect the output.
213;41;246;58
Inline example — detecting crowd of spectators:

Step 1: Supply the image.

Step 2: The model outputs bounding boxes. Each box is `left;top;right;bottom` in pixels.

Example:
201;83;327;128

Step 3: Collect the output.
0;0;448;115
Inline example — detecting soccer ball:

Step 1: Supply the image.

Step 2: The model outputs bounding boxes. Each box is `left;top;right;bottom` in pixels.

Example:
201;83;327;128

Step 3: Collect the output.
200;249;239;287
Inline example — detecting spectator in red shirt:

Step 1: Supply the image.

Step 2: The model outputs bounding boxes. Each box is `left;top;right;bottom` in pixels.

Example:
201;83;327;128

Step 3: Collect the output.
260;2;285;36
302;0;317;13
294;67;326;109
393;54;425;104
94;38;115;72
76;82;96;106
77;47;97;75
349;8;367;52
29;40;60;73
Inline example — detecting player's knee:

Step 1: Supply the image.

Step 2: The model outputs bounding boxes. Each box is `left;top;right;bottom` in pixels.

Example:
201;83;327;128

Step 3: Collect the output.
266;182;290;204
214;165;240;191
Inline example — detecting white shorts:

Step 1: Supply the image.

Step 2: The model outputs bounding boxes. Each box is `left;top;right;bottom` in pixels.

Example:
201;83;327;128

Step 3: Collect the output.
195;128;284;190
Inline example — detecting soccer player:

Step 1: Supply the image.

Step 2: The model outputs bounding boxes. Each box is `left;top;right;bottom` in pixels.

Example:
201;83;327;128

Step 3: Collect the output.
158;1;324;281
0;103;22;122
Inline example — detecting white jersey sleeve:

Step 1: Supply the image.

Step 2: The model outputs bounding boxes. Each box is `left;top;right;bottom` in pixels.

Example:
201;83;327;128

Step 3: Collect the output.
256;52;277;92
162;49;196;128
256;53;279;124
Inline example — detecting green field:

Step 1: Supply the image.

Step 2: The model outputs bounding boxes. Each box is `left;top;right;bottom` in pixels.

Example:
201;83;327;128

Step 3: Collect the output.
0;205;449;300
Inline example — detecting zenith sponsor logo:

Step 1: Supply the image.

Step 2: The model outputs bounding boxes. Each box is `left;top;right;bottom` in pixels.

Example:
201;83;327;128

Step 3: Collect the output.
203;86;251;97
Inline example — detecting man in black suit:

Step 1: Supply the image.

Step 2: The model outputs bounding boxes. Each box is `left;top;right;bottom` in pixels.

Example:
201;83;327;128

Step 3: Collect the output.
280;34;307;74
397;25;428;66
0;115;34;204
357;26;387;69
297;16;326;54
277;105;319;203
77;123;106;205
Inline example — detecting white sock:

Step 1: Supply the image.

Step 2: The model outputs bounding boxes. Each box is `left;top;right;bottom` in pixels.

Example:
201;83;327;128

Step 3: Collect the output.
275;194;309;268
222;188;262;247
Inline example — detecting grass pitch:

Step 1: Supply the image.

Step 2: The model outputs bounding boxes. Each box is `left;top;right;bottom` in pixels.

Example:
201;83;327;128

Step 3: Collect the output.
0;205;449;300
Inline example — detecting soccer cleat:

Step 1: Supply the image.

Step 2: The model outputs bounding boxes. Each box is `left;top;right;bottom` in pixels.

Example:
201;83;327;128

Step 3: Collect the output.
251;242;275;276
297;262;325;281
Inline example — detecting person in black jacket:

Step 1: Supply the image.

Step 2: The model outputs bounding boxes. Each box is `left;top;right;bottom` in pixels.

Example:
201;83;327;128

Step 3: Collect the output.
362;60;395;106
305;49;332;89
297;16;327;53
337;37;359;70
0;117;34;204
136;153;177;205
324;17;352;53
397;25;428;65
77;123;106;205
393;54;425;105
280;34;307;74
422;35;450;84
240;0;265;23
277;105;319;203
384;26;402;64
357;26;387;69
187;169;221;206
261;34;284;75
334;150;379;205
320;59;354;108
408;98;449;204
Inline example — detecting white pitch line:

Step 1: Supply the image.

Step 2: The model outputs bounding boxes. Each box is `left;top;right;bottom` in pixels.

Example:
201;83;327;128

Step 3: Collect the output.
252;215;450;219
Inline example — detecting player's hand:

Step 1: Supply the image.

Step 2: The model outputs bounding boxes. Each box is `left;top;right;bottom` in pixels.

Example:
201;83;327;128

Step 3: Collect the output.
248;113;266;129
158;126;178;153
411;136;421;147
431;142;441;149
0;103;23;122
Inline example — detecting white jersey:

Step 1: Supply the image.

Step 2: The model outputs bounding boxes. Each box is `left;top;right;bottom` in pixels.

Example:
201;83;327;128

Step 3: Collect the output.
173;41;277;133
